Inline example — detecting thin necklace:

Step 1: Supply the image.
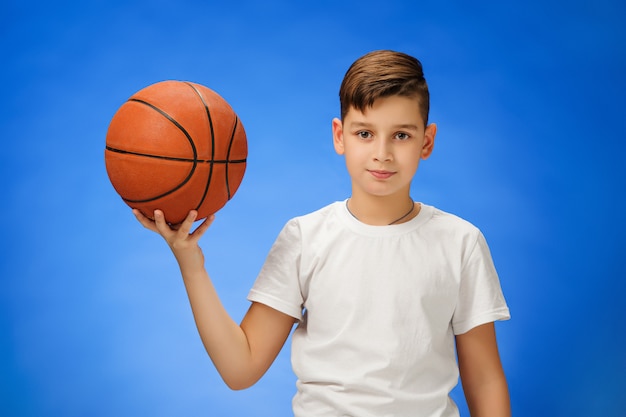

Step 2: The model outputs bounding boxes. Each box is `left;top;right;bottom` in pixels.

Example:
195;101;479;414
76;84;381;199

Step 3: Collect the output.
346;198;415;225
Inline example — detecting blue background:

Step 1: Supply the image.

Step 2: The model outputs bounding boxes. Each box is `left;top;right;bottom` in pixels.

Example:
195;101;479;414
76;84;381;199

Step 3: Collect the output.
2;1;625;416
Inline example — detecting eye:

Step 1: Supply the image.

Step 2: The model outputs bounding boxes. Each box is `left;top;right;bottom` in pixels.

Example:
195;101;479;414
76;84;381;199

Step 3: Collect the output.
395;132;410;141
357;131;372;139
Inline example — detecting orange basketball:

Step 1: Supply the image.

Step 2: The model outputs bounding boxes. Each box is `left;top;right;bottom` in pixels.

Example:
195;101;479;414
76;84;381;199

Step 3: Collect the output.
105;80;247;224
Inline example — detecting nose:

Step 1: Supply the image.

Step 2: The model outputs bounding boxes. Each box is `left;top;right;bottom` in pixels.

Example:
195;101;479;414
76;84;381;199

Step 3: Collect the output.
374;138;392;162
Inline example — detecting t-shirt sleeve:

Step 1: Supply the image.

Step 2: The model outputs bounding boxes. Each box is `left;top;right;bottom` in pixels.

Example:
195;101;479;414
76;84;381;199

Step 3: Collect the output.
247;219;305;321
452;231;510;335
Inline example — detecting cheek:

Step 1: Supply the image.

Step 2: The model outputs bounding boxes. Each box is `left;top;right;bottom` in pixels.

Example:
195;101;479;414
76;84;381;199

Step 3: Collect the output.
342;150;367;175
400;152;422;172
343;153;359;171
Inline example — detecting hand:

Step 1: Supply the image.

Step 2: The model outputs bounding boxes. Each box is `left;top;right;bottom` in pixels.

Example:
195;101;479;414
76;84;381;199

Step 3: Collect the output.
133;209;215;269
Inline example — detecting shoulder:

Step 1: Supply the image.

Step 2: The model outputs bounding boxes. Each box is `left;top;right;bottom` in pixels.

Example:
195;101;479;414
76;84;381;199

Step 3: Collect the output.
423;205;481;238
275;201;350;254
285;201;344;231
419;205;493;266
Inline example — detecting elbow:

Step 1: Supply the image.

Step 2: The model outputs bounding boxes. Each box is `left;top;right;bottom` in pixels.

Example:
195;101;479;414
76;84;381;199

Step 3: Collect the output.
222;373;259;391
225;380;252;391
214;353;266;390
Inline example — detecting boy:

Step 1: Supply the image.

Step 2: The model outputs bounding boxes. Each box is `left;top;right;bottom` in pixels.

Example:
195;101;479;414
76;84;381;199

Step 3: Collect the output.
134;50;511;416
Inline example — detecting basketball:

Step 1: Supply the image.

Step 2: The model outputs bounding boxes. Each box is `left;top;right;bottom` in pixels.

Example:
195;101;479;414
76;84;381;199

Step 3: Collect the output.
105;80;248;224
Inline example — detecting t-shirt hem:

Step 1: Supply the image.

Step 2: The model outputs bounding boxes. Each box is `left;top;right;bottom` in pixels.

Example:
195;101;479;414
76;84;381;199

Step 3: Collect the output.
453;307;511;335
247;289;303;321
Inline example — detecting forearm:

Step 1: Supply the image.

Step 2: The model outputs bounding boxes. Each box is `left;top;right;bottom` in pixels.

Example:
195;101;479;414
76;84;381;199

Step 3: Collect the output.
463;374;511;417
177;254;254;389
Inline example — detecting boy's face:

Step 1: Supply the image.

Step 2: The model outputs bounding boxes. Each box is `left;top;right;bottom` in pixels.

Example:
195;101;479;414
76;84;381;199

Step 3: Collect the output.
332;95;436;200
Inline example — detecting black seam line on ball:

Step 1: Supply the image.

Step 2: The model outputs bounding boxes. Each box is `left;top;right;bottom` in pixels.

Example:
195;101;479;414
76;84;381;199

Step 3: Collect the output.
224;116;239;200
105;146;245;163
115;97;199;204
184;82;215;212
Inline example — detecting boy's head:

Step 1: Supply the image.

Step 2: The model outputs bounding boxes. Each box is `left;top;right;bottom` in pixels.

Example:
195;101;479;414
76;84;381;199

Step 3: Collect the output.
339;50;430;127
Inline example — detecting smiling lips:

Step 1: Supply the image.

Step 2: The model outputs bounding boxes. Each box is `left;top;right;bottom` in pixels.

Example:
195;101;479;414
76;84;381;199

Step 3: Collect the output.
368;169;395;180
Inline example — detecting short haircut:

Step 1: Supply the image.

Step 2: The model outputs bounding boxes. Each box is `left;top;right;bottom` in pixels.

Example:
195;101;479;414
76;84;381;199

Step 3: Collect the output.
339;50;430;126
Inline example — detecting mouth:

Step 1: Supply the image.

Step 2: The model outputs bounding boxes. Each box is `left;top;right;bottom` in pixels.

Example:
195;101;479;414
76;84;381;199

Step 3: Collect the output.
368;170;395;180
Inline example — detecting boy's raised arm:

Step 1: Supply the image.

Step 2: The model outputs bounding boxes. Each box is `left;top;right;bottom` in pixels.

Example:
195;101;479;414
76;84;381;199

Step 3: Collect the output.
133;209;295;390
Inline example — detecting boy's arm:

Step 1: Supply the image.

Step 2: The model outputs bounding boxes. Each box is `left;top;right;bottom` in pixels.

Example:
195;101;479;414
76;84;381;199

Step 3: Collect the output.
456;322;511;417
134;209;296;390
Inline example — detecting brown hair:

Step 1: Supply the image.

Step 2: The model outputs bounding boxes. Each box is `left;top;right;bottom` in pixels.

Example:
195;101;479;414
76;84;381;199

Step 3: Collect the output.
339;50;430;125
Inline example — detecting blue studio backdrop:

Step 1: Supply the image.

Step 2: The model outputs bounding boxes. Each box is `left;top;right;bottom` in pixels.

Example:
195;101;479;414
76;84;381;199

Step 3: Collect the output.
1;1;625;416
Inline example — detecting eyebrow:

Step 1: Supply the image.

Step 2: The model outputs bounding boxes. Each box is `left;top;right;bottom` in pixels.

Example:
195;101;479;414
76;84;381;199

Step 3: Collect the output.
349;121;420;131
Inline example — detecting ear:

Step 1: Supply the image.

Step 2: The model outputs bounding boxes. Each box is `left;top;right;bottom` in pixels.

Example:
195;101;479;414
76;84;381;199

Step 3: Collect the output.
332;117;345;155
421;123;437;159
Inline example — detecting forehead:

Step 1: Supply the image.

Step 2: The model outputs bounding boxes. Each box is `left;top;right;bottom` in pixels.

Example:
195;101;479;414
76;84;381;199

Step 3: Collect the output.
344;95;425;127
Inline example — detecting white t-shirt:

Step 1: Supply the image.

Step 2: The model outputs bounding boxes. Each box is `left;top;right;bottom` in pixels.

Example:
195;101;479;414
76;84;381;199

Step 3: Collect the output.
248;201;510;417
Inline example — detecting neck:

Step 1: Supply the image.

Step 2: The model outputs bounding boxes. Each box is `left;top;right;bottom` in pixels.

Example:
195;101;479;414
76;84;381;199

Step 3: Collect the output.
346;195;417;226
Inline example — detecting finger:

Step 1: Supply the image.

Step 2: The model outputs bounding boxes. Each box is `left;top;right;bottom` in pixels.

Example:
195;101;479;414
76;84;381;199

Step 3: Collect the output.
133;209;158;231
175;210;198;236
153;210;174;237
189;214;215;241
